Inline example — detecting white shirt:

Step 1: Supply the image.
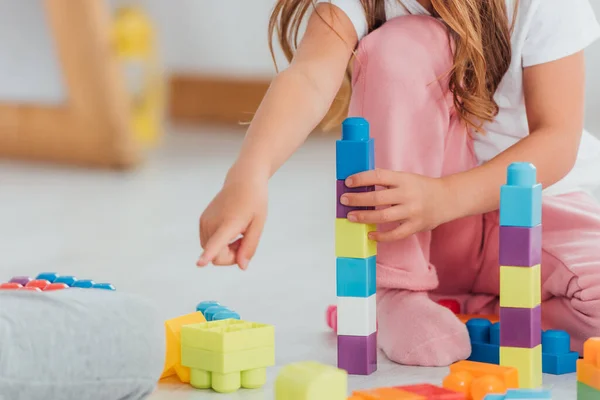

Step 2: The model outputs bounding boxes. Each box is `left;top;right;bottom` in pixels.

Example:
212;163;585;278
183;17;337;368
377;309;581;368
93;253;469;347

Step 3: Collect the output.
317;0;600;195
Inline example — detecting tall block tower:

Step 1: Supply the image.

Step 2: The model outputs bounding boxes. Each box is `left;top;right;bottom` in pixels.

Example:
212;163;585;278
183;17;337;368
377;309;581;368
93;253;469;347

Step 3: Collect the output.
335;117;377;375
499;162;543;388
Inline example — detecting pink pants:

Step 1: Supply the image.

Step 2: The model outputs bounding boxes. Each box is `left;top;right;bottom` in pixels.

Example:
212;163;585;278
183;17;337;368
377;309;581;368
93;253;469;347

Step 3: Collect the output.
349;15;600;353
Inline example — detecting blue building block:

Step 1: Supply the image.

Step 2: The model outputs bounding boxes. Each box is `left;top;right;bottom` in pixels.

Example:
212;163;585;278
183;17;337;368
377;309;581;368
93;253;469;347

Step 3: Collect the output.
504;389;552;398
92;283;116;291
212;310;241;321
541;330;578;375
466;319;500;365
336;256;376;298
499;163;542;228
36;272;59;283
196;300;221;314
484;396;505;400
203;305;235;321
53;276;78;286
72;279;95;288
336;117;375;180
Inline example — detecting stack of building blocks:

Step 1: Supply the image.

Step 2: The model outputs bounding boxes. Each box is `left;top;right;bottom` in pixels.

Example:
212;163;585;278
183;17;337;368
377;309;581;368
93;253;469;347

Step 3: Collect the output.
443;360;518;400
577;338;600;399
161;311;207;383
180;319;274;393
196;301;241;321
0;273;115;291
275;361;348;400
499;163;542;389
484;389;551;399
335;117;377;375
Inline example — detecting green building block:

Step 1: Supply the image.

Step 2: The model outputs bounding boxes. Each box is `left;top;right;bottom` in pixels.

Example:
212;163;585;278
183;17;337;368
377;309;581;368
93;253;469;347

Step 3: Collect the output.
181;345;274;373
578;382;600;400
181;319;274;352
275;361;348;400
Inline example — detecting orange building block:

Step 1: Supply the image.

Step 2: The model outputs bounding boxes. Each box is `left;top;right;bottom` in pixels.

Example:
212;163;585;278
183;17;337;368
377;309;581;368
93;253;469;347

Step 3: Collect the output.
577;337;600;391
351;387;426;399
396;384;465;399
457;314;499;324
443;360;518;400
161;311;207;382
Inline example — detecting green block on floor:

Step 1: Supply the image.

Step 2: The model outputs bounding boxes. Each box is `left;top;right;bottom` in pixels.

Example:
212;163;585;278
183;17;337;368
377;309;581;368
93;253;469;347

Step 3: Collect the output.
275;361;348;400
181;345;275;374
578;381;600;400
181;319;274;352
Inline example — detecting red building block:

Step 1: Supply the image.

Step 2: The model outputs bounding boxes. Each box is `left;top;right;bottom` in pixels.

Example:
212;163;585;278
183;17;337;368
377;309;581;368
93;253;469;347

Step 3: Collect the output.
438;299;461;315
25;279;50;290
44;283;69;291
396;383;465;399
0;283;23;290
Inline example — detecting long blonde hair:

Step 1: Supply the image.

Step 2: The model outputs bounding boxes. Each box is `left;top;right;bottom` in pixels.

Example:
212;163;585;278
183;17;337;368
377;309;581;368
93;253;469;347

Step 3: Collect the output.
269;0;515;131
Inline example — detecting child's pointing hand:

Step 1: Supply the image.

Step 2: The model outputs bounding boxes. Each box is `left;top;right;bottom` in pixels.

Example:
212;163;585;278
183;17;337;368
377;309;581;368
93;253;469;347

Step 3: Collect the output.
340;169;453;242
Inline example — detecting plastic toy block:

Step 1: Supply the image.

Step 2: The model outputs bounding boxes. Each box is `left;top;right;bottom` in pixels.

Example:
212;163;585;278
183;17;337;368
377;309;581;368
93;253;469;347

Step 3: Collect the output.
541;330;578;375
467;319;500;365
485;389;552;399
459;314;500;324
396;383;465;399
72;279;95;288
337;180;376;218
53;276;78;286
500;306;541;348
327;304;338;332
336;256;376;298
91;283;115;290
499;163;542;228
438;299;462;314
500;345;542;388
335;219;377;258
336;117;375;180
443;360;518;400
197;301;220;314
25;279;50;290
181;319;274;352
274;361;347;400
499;265;541;308
181;344;274;374
212;310;241;321
577;338;600;392
578;382;600;400
9;276;32;286
499;226;542;267
352;387;426;399
35;272;59;282
337;332;377;375
0;283;22;289
337;295;376;336
44;283;69;291
161;311;207;381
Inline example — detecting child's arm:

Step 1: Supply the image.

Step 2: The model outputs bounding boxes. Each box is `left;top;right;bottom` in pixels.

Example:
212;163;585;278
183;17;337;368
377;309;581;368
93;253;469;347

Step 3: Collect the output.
198;4;357;268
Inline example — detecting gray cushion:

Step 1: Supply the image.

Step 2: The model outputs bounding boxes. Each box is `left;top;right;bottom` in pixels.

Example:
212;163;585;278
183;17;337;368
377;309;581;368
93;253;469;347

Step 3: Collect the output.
0;289;164;400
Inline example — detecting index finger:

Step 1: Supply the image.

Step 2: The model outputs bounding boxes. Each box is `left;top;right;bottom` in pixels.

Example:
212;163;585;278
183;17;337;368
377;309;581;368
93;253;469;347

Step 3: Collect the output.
197;221;244;267
346;169;397;188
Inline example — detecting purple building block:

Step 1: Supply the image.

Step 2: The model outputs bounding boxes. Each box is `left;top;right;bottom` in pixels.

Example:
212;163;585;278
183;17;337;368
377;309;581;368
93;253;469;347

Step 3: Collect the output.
336;180;375;219
499;225;542;267
337;332;377;375
9;276;32;286
500;305;541;348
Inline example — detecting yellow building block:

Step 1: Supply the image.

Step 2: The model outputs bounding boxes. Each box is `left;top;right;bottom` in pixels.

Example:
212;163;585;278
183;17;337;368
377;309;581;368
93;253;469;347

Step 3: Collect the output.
577;337;600;391
274;361;347;400
500;265;541;308
500;345;542;388
335;218;377;258
161;311;206;381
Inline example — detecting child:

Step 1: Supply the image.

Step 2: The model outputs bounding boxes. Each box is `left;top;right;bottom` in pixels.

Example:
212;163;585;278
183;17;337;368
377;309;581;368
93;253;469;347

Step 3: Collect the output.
197;0;600;366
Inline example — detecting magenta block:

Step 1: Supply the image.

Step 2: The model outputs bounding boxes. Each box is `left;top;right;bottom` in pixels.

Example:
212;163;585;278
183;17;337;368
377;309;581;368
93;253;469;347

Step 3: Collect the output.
499;225;542;267
500;305;541;348
9;276;32;286
336;180;375;218
337;332;377;375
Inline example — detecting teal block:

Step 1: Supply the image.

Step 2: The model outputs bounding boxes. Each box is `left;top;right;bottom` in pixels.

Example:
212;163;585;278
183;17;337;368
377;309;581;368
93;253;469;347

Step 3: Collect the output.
336;117;374;180
504;388;551;398
336;256;376;298
499;163;542;228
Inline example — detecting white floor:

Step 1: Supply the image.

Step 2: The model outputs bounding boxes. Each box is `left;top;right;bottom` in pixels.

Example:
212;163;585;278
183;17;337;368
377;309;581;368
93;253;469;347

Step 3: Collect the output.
0;125;580;399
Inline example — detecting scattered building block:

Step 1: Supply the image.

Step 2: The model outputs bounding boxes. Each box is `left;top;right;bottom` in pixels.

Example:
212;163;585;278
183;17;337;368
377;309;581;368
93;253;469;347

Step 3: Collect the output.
499;226;542;267
484;389;551;399
53;276;78;286
438;299;462;314
499;163;542;227
443;360;518;400
327;304;338;332
35;272;59;283
180;319;275;393
337;332;377;375
72;280;95;288
0;283;22;290
396;383;465;399
336;256;376;298
337;295;376;336
499;306;541;348
336;180;375;218
25;279;50;290
274;361;347;400
336;117;375;180
44;283;69;291
335;219;377;259
499;265;541;309
541;330;578;375
500;346;542;389
577;338;600;392
466;319;500;365
196;301;241;321
161;311;207;382
9;276;32;286
92;283;116;290
578;381;600;400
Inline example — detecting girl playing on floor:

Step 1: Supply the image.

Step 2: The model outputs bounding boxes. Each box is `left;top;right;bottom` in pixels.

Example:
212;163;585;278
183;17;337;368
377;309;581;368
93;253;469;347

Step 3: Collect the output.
196;0;600;366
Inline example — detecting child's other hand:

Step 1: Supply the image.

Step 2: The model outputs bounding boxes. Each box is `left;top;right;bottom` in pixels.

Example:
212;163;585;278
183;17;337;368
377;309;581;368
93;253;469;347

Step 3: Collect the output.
340;169;451;242
197;176;268;270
